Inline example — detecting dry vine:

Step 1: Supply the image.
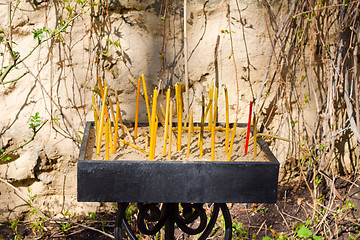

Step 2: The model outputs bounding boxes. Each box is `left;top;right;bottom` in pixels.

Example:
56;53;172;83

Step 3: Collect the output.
257;0;360;238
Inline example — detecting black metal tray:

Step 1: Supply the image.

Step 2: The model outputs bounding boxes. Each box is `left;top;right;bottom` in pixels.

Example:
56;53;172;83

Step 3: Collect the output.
77;121;279;203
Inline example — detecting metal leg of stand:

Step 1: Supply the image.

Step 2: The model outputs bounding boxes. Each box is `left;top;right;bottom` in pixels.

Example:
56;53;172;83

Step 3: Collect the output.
198;204;220;240
220;203;232;240
115;202;128;240
115;203;138;240
116;203;232;240
165;203;175;240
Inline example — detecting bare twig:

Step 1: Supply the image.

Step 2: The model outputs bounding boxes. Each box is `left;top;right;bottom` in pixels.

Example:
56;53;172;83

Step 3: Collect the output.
275;204;290;230
48;218;115;239
183;0;189;117
255;220;267;236
0;120;48;161
1;5;92;83
254;0;296;114
224;0;239;120
0;177;114;239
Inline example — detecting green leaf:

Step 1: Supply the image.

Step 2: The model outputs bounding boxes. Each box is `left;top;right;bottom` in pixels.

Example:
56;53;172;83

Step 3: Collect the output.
297;225;313;238
88;211;96;220
113;41;121;48
291;120;298;126
313;235;322;240
75;0;88;4
65;4;74;15
315;0;323;7
29;112;42;130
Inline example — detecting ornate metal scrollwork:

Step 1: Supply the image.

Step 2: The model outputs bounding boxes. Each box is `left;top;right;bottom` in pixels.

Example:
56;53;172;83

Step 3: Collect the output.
115;202;232;240
137;203;167;235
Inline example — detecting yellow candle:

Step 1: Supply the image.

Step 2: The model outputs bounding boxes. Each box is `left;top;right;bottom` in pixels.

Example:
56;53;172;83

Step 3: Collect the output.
257;133;290;142
208;85;213;129
239;127;248;137
92;94;101;116
168;101;173;160
97;80;111;138
163;88;171;155
199;95;205;157
175;84;182;151
203;99;213;122
96;86;109;157
186;109;193;158
160;104;166;119
227;122;238;161
174;126;230;131
134;78;141;139
108;117;114;155
108;97;116;153
212;87;218;160
142;74;151;124
92;94;100;138
115;92;124;124
145;132;149;149
156;109;166;127
198;94;204;148
149;117;158;160
211;120;216;161
175;83;179;120
97;77;104;97
105;120;110;160
214;87;218;123
108;98;116;126
224;87;229;154
178;84;183;151
119;139;147;155
152;117;159;158
113;100;119;153
115;91;125;136
119;124;135;144
149;89;158;161
191;113;195;135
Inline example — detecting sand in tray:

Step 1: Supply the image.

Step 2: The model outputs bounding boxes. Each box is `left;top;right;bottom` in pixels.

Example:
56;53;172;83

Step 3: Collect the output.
85;124;270;162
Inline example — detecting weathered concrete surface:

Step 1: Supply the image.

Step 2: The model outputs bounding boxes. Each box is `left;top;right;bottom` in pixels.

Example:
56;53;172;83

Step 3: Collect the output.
0;0;276;221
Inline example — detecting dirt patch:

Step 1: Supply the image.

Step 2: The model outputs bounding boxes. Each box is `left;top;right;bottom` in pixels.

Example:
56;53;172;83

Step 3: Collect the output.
2;180;360;239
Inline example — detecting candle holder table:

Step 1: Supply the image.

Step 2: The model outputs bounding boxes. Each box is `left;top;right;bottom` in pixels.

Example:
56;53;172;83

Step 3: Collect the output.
77;121;279;239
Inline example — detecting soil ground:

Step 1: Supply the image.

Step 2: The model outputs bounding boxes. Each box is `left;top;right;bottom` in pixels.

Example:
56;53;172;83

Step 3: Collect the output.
1;178;360;239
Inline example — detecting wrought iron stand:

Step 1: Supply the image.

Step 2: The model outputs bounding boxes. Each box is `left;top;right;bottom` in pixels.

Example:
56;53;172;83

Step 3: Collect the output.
114;202;232;240
78;122;280;239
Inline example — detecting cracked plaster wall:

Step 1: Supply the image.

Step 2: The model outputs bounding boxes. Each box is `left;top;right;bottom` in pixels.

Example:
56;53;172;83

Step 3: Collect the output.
0;0;274;221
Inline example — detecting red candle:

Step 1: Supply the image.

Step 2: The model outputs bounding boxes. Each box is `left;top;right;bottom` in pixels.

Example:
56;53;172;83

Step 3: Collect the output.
245;101;253;154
